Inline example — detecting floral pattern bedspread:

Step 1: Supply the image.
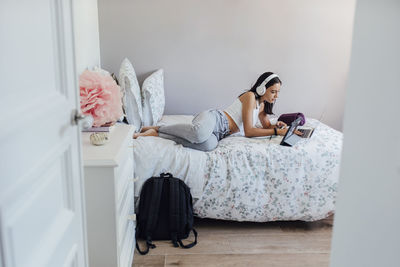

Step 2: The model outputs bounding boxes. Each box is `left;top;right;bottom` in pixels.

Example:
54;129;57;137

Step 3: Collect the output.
193;118;342;222
134;117;342;222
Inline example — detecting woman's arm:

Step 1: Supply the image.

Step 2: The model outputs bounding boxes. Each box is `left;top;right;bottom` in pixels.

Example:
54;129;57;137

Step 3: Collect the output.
258;102;273;129
241;93;287;137
258;102;288;129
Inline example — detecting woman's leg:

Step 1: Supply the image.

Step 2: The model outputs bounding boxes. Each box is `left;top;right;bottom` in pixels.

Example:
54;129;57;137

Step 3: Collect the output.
133;126;160;138
140;126;160;132
158;132;218;152
158;110;216;144
133;129;158;139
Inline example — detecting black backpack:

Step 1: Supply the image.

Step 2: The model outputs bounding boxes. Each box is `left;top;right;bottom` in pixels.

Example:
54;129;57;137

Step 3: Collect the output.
135;173;198;255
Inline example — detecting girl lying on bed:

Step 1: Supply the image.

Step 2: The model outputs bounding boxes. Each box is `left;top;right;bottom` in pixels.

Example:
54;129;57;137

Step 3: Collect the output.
134;72;302;151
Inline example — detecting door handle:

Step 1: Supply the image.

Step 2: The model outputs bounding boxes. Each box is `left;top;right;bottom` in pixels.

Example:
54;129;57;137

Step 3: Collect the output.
71;109;93;129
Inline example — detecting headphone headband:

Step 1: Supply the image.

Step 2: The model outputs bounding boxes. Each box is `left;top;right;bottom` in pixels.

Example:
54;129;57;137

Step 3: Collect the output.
255;73;279;96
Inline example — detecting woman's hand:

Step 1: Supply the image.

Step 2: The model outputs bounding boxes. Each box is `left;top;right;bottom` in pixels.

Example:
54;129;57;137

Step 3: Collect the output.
294;129;303;136
276;127;303;136
276;121;287;129
277;127;288;136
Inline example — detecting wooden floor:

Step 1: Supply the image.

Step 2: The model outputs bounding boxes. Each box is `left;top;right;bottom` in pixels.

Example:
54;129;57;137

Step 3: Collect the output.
133;216;334;267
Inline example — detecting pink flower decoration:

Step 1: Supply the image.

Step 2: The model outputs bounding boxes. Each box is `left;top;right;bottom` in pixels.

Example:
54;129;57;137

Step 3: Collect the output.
79;70;123;127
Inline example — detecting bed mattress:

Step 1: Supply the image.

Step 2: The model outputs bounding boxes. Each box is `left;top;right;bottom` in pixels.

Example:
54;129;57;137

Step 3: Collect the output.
133;115;342;222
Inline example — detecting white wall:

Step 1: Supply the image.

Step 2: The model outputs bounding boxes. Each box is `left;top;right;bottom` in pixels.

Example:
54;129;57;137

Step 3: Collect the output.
73;0;101;74
330;0;400;266
98;0;355;130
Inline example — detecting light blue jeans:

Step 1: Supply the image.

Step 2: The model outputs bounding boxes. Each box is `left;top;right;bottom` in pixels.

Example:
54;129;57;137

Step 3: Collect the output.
158;109;230;151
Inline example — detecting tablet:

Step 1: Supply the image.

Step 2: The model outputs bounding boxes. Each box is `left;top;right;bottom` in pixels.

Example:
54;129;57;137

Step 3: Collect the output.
280;117;302;146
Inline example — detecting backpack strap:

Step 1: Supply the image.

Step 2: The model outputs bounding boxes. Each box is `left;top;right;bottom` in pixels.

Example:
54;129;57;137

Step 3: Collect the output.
169;177;180;247
160;172;173;178
136;178;164;255
178;228;198;249
135;230;155;255
177;184;197;249
183;184;194;230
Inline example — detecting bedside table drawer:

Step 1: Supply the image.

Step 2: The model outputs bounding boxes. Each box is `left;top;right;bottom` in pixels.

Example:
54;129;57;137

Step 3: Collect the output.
119;220;135;267
117;181;134;246
115;152;134;208
115;152;133;185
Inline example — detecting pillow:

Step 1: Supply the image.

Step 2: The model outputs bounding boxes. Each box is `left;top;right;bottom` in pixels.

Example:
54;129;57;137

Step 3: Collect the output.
142;69;165;126
278;112;306;126
93;66;110;76
118;58;143;130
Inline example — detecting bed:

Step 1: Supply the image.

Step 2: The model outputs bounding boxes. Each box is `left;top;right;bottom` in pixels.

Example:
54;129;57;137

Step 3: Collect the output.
133;115;342;222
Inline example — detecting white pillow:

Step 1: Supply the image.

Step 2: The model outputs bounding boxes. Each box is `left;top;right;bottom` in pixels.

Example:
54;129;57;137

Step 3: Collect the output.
118;58;143;130
142;69;165;126
92;66;110;76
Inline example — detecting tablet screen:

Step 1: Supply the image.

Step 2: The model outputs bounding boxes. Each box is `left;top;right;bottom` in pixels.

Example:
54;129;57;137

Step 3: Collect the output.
280;117;302;146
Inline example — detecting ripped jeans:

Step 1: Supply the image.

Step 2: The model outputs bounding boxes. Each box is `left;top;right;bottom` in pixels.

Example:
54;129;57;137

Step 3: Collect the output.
158;109;230;152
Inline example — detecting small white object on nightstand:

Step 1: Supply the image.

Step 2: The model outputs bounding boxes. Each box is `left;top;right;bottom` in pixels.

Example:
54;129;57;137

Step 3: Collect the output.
89;132;109;145
82;123;136;267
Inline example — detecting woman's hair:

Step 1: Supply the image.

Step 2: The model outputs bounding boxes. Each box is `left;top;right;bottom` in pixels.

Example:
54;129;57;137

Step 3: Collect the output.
245;72;282;115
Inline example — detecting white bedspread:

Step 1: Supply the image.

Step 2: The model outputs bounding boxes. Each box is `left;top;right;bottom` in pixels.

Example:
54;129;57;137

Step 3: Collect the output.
133;136;207;198
133;116;342;222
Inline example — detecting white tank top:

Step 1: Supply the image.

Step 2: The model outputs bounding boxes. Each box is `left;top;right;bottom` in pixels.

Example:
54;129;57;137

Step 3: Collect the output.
224;98;260;135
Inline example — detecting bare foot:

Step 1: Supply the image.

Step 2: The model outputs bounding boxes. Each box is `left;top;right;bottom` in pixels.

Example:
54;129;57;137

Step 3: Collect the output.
140;126;160;132
133;129;159;139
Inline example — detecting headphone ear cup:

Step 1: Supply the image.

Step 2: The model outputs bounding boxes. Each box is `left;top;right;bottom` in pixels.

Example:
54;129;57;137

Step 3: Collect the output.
256;86;266;96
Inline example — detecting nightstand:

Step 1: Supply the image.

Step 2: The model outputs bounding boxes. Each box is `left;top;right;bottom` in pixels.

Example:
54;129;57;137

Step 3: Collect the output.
81;123;136;267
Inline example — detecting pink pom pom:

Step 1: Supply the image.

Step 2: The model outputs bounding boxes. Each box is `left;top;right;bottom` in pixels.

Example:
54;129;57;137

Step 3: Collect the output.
79;70;123;127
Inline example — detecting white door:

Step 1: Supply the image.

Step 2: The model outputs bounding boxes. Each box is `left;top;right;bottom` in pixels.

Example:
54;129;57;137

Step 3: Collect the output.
0;1;87;267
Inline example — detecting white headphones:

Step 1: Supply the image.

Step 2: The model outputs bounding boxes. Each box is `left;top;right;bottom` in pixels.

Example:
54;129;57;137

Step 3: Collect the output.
255;74;279;96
